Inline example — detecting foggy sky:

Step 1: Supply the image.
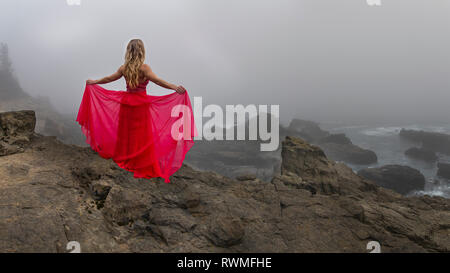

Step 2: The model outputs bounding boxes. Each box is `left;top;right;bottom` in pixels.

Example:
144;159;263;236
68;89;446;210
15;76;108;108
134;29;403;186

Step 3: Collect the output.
1;0;449;125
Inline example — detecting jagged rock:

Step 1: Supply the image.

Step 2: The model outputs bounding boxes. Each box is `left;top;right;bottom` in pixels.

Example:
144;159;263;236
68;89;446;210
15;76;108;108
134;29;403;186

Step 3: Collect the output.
318;133;352;145
281;136;338;185
0;110;35;157
281;136;381;196
400;129;450;155
320;143;378;165
437;163;450;179
0;141;21;156
0;111;449;253
405;147;438;163
0;110;35;142
358;165;425;195
314;133;377;165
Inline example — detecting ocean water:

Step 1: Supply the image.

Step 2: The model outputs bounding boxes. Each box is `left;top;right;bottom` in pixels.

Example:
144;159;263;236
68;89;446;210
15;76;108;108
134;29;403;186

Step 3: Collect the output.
321;123;450;198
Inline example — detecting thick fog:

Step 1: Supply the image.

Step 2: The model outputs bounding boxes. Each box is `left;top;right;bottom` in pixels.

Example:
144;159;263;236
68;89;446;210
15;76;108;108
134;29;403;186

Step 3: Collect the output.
1;0;449;125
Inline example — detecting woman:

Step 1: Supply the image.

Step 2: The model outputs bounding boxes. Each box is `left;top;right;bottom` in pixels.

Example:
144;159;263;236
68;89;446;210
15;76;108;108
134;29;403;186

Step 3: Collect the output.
76;39;196;183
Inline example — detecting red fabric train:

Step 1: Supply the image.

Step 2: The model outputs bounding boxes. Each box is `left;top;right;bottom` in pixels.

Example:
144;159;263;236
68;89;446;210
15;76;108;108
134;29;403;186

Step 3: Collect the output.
76;82;196;183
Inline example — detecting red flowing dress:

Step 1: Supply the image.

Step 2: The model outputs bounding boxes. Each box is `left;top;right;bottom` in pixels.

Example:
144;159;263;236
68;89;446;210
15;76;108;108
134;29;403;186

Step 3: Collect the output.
76;79;197;183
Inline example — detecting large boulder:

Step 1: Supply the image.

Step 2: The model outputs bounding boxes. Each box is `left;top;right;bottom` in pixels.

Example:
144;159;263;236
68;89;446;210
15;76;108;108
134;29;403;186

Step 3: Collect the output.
357;165;425;195
400;129;450;155
0;110;35;156
316;133;378;165
281;136;339;187
405;147;438;163
437;163;450;179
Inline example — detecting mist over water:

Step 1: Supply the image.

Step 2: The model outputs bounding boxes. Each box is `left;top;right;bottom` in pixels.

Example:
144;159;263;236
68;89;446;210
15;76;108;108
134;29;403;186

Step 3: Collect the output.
0;0;449;125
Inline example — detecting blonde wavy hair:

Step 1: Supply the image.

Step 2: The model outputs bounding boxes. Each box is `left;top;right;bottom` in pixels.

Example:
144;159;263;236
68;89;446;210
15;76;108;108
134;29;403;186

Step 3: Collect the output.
123;39;146;89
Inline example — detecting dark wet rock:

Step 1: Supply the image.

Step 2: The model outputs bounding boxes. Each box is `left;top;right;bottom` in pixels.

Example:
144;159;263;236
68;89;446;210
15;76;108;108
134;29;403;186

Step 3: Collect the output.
0;111;449;253
315;133;377;165
437;163;450;180
287;121;377;165
405;147;438;163
358;165;426;195
0;141;22;156
320;143;378;165
400;129;450;155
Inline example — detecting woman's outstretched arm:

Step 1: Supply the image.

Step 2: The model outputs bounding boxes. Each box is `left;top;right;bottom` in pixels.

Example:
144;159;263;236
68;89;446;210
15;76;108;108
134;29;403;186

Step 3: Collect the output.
141;64;186;94
86;66;124;85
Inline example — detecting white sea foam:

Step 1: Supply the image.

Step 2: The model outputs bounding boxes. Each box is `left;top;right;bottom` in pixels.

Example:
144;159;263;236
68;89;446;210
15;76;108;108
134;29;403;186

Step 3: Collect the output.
360;126;402;137
360;124;449;137
409;178;450;199
338;123;450;199
411;188;449;199
426;126;447;133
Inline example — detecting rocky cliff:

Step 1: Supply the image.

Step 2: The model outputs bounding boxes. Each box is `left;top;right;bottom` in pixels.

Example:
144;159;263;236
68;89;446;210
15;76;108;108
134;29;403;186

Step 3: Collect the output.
0;110;449;253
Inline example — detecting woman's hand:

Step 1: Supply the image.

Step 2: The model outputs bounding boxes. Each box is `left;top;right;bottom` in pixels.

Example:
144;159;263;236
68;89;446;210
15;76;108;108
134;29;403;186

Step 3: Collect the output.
174;85;187;94
86;79;97;85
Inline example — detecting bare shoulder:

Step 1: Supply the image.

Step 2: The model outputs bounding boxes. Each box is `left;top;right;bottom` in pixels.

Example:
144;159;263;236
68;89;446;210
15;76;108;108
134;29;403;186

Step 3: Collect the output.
140;63;151;72
118;65;125;73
